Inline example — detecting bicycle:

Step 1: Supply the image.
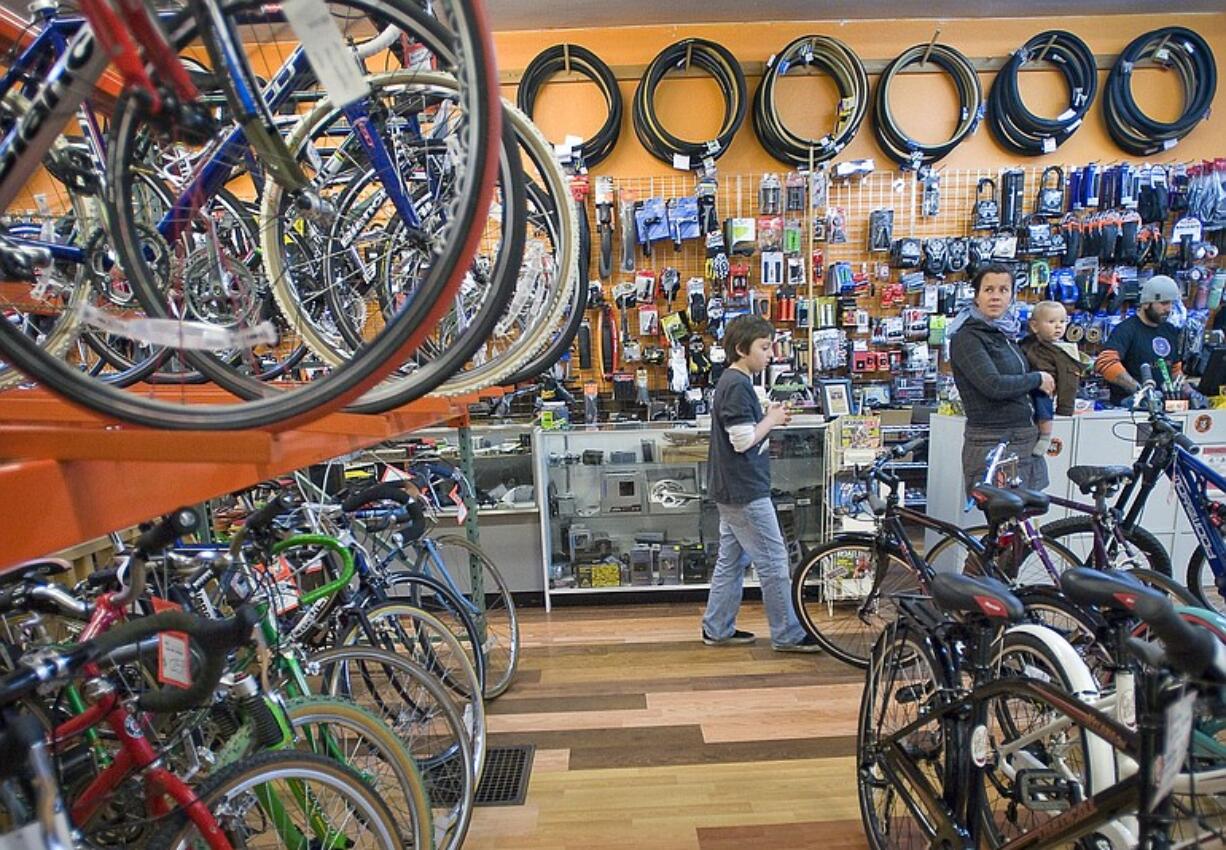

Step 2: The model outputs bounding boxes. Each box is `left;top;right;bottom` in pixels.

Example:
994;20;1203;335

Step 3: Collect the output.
791;436;1099;668
0;0;500;431
857;567;1226;849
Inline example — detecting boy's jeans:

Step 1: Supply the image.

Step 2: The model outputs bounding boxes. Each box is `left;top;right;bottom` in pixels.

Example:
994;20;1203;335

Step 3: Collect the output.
701;497;807;647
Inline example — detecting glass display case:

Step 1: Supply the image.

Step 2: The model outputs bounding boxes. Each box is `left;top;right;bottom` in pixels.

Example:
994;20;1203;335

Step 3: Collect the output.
534;418;828;609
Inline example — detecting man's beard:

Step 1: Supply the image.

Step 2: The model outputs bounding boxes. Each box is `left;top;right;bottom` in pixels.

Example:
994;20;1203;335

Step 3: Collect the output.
1143;303;1166;324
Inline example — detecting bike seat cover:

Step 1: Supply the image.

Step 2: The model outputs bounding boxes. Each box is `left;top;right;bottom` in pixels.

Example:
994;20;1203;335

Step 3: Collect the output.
931;573;1026;622
968;485;1028;527
1060;567;1160;614
1067;465;1133;495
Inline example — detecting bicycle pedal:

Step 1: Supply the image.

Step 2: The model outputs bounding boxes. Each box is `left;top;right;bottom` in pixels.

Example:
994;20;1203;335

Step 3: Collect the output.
894;684;926;704
1015;769;1082;812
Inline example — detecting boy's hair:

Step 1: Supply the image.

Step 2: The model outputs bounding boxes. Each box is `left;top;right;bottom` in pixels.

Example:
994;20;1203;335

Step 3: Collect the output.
1029;300;1067;326
724;315;775;360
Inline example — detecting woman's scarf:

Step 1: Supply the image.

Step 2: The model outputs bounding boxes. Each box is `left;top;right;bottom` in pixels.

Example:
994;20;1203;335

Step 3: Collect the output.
947;303;1023;339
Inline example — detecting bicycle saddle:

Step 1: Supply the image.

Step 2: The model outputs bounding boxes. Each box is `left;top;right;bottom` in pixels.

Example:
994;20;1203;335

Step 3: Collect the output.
1060;567;1159;615
0;558;70;588
931;573;1026;622
968;485;1027;527
1014;488;1051;517
1067;465;1133;495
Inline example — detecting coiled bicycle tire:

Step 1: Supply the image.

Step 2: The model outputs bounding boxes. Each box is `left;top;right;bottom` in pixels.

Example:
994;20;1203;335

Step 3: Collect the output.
517;43;621;169
988;30;1097;156
633;38;746;170
752;35;868;167
1103;26;1217;156
873;41;982;168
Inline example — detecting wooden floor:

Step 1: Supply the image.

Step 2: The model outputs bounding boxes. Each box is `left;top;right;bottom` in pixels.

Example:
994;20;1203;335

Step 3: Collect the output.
465;601;869;850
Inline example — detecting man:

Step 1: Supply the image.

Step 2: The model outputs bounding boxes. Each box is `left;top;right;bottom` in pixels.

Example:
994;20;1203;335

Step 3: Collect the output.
1095;275;1183;405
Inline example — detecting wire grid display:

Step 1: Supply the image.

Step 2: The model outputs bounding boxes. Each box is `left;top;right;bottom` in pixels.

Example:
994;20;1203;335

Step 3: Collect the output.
572;161;1214;399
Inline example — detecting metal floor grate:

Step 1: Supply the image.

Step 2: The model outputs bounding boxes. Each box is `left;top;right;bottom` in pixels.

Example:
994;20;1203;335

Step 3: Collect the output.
473;744;535;807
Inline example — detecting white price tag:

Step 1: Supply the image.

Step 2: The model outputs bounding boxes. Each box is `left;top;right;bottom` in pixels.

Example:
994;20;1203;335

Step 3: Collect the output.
672;153;691;171
1163;138;1179;151
1151;690;1196;810
158;632;192;689
281;0;370;107
1042;137;1057;154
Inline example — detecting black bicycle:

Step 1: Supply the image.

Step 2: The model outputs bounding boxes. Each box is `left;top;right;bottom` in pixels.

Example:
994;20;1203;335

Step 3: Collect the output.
857;568;1226;849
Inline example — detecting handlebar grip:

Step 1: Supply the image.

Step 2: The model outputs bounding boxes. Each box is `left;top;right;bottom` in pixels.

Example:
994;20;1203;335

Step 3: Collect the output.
893;436;928;458
340;481;409;513
1175;432;1200;453
90;606;258;713
1130;591;1224;681
245;493;299;534
134;508;200;556
1140;363;1154;387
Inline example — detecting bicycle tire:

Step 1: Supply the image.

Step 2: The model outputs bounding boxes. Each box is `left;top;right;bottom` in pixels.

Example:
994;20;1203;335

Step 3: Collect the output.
1185;546;1226;617
924;525;1085;586
1;0;500;430
405;534;520;699
282;696;432;848
791;537;921;669
981;629;1099;847
143;749;402;850
307;645;477;850
858;618;949;850
1040;515;1172;576
373;570;486;692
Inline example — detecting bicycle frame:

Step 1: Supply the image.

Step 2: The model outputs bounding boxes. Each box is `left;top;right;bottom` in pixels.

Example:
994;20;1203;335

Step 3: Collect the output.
869;604;1182;849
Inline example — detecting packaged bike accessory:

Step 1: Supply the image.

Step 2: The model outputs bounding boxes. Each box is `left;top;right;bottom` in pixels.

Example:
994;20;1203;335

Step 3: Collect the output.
921;167;941;217
786;255;805;286
584;381;599;422
761;251;784;285
1035;165;1065;217
638;304;659;335
668;345;689;392
783;218;803;254
757;215;784;251
945;237;969;274
726;217;757;255
704;230;730;281
619;192;638;272
595;176;615;278
759;173;782;214
661;311;687;344
868;208;894;252
635;269;658;302
810;167;828;208
667;195;701;250
785;172;807;211
635;368;650;405
612;372;636;401
827;207;848;243
1000;168;1025;229
891;237;922;268
972;177;1000;230
660;267;681;302
634;197;671;257
922;238;949;276
686;277;707;324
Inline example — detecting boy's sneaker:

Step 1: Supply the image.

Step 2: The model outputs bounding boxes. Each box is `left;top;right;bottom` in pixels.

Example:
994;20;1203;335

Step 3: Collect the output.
702;628;756;646
772;634;823;653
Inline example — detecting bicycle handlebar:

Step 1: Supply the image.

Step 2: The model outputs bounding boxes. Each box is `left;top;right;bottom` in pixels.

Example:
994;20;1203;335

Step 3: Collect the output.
1128;591;1226;682
115;508;200;607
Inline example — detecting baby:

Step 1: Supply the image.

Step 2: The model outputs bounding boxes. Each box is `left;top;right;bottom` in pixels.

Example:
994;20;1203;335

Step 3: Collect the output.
1020;301;1085;456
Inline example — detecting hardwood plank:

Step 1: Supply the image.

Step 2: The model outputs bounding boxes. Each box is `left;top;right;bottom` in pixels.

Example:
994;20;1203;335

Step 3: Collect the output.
488;693;648;715
697;818;869;850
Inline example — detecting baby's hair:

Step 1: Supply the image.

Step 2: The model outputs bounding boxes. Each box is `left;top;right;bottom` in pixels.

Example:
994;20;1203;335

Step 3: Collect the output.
1029;300;1067;325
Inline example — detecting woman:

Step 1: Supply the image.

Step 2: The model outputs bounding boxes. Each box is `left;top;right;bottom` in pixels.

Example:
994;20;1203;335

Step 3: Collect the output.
949;263;1056;494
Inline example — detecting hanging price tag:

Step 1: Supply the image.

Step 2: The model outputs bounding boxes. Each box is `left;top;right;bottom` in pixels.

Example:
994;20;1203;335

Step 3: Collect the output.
151;596;192;689
450;484;468;525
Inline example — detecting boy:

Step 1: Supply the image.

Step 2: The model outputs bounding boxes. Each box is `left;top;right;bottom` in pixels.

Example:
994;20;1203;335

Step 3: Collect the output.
1020;301;1084;456
701;315;821;652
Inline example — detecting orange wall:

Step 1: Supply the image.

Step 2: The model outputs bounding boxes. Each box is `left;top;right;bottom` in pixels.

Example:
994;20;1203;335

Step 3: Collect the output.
494;13;1226;176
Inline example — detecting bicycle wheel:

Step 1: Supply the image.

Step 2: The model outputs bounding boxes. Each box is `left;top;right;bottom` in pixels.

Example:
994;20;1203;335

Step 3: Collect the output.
145;749;402;850
1040;515;1172;576
980;629;1098;847
282;696;433;849
1185;546;1226;616
924;526;1084;587
403;534;519;699
371;571;485;692
1;0;500;430
792;538;921;669
857;618;948;850
308;645;477;850
1015;588;1113;686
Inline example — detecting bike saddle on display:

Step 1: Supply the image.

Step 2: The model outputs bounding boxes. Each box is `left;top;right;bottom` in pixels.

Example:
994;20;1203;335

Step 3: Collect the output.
968;484;1029;527
1067;465;1133;495
931;573;1026;622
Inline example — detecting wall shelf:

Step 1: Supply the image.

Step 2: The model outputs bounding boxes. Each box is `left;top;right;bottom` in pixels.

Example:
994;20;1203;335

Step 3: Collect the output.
0;387;469;569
